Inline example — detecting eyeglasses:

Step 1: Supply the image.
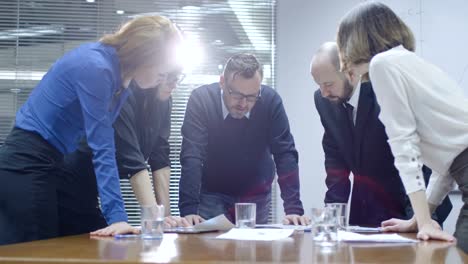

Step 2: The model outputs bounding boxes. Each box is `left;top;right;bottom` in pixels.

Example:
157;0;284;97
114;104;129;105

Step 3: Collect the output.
166;72;185;85
227;86;261;103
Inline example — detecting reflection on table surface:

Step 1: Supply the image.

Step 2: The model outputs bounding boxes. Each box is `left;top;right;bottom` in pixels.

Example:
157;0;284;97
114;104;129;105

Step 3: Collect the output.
0;231;466;263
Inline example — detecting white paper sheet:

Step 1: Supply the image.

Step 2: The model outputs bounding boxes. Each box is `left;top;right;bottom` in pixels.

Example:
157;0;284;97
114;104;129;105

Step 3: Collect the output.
338;230;418;243
193;214;235;231
256;223;311;231
216;228;294;241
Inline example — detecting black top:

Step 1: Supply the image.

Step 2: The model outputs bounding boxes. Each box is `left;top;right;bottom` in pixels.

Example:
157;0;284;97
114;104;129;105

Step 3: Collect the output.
314;82;452;226
57;85;171;210
114;86;171;177
179;82;304;216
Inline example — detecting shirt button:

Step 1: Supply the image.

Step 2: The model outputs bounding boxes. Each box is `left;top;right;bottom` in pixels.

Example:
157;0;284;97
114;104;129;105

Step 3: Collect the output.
411;158;416;162
416;176;420;179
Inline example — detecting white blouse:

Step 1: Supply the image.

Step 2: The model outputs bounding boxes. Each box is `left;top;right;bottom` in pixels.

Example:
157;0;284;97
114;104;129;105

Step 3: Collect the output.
369;45;468;206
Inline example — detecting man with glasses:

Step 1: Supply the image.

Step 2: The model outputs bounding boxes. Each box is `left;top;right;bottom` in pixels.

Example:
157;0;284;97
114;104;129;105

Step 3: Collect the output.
56;69;189;235
179;53;307;225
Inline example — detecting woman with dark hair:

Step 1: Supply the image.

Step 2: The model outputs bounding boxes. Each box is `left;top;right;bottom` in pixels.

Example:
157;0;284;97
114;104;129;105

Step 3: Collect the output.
0;15;181;245
336;1;468;250
57;69;189;236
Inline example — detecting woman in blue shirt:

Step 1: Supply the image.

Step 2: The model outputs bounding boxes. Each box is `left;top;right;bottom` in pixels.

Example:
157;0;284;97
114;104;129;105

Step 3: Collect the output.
56;69;189;235
0;15;181;245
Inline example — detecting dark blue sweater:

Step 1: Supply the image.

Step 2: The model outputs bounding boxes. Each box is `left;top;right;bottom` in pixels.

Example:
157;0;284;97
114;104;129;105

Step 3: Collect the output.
179;82;304;216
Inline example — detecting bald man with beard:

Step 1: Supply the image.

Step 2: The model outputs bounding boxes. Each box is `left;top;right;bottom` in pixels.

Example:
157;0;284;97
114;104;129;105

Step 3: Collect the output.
311;42;451;227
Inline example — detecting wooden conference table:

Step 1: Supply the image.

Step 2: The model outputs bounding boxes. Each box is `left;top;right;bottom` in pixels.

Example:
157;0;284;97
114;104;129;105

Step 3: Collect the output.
0;231;466;263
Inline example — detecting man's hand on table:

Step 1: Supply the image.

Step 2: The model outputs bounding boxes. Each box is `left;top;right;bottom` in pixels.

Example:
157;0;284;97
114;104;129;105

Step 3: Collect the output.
283;214;310;226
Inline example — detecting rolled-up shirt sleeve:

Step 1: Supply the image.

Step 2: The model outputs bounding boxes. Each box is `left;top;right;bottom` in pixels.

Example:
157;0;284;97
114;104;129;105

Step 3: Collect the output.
148;101;172;171
75;61;127;224
148;134;171;171
114;99;148;179
369;56;426;195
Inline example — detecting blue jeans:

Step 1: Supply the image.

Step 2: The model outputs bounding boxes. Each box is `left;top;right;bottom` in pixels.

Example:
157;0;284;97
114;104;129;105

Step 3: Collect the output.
198;191;271;224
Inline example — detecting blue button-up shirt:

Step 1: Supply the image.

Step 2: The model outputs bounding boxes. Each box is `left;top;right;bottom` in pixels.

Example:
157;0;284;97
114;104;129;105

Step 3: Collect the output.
16;42;130;224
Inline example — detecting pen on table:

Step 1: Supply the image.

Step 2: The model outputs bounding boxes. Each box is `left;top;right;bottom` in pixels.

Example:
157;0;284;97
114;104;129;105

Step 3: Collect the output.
114;234;141;239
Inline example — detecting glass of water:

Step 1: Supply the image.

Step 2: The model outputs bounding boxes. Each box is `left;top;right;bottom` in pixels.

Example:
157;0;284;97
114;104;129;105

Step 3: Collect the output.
141;204;164;239
311;207;338;246
235;203;256;228
325;203;348;230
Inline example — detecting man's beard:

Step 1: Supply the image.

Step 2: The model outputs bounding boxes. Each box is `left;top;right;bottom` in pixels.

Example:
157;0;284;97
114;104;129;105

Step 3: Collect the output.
330;81;354;104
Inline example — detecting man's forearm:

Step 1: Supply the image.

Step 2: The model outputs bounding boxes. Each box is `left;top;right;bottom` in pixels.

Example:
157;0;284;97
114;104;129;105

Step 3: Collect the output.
179;156;204;216
130;169;157;207
324;167;351;204
278;168;304;215
153;166;171;216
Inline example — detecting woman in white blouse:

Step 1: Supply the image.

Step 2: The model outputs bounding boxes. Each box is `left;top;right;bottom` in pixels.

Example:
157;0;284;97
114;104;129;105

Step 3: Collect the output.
336;1;468;249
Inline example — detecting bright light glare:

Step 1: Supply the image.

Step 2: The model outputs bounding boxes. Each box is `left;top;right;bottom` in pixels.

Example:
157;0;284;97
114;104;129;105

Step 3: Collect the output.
176;34;204;74
140;234;178;262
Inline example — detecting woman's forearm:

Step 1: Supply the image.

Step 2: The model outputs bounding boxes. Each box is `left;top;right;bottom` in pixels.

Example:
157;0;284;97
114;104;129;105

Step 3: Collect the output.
153;166;172;216
130;169;157;207
408;190;433;229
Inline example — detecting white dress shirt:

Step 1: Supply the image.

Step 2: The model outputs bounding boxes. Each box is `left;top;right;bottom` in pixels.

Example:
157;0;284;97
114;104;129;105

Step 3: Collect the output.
344;79;362;125
369;45;468;206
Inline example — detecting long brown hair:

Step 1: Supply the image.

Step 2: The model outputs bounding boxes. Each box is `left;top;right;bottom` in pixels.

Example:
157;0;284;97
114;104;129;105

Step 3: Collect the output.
337;1;415;72
100;16;181;82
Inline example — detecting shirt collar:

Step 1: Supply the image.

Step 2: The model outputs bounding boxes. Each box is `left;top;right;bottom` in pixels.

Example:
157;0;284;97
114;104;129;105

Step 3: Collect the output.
220;88;250;119
346;78;361;109
394;44;405;51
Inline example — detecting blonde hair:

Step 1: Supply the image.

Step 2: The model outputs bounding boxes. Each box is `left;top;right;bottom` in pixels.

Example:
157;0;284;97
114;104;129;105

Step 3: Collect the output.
337;1;415;72
100;15;181;82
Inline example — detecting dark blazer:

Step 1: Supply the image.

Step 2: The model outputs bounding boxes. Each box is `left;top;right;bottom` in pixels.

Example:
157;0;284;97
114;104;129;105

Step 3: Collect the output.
314;82;452;227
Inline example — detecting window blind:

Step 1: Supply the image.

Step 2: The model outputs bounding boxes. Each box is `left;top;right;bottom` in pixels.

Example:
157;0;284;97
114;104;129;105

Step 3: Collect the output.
0;0;277;226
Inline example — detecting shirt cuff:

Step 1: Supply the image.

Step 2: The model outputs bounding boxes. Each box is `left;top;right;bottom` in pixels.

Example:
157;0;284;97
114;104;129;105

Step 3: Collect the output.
105;210;128;225
179;205;198;217
121;165;148;179
148;159;170;172
285;207;304;216
391;141;426;194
